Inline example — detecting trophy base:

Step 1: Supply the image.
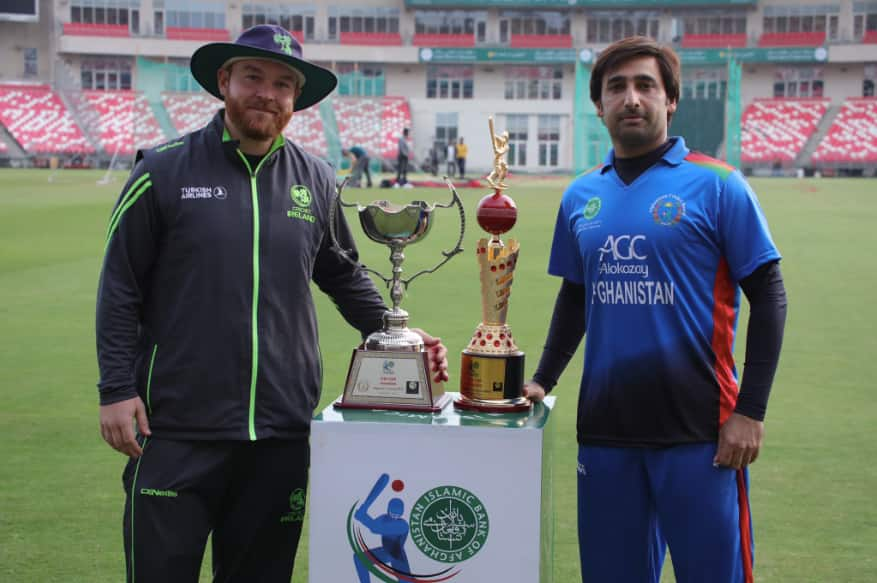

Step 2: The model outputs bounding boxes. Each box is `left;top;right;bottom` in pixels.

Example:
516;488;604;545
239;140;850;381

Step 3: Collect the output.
334;347;449;413
456;350;530;413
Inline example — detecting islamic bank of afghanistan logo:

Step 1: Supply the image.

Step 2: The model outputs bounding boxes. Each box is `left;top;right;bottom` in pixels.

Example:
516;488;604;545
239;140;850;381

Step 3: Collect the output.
583;197;602;220
650;194;685;226
411;486;489;564
291;185;312;208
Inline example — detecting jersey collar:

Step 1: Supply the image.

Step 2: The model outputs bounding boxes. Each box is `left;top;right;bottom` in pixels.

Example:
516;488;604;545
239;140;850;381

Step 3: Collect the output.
600;136;690;174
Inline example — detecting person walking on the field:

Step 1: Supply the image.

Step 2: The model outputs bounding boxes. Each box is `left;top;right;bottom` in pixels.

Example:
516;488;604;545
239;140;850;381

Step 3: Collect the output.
95;25;449;583
343;145;372;187
455;137;468;179
523;36;787;583
396;127;410;185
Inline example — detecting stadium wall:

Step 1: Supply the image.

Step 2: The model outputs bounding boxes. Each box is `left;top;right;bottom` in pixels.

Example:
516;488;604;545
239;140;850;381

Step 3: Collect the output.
0;0;54;82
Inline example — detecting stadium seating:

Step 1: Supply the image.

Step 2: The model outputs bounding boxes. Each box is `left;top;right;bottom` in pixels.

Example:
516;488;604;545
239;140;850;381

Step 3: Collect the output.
681;34;747;48
165;27;231;41
509;34;573;48
758;32;826;47
0;84;93;154
863;30;877;44
741;98;829;163
333;96;412;160
0;138;8;153
162;92;223;136
83;91;167;156
339;32;402;46
812;98;877;163
62;23;130;37
380;97;411;160
283;106;328;157
412;33;475;47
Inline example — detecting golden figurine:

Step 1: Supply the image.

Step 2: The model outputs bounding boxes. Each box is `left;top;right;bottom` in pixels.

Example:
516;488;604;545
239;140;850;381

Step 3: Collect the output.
486;116;510;191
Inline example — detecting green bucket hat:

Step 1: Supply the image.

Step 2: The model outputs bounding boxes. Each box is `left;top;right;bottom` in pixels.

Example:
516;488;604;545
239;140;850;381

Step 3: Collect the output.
190;24;337;111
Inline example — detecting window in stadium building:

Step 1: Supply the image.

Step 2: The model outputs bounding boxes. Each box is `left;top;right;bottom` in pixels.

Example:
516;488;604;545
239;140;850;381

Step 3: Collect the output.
586;11;659;43
506;114;528;167
24;48;38;78
504;66;563;100
772;67;824;98
763;4;839;41
71;0;139;34
327;7;400;41
853;2;877;40
414;10;487;43
81;59;133;90
426;66;474;100
538;115;561;168
434;112;458;157
680;11;747;37
242;5;315;40
161;1;226;31
336;64;385;97
498;10;570;44
681;68;726;101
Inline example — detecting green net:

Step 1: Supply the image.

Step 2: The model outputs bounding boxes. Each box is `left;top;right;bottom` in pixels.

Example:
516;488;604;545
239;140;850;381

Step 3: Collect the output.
574;60;611;175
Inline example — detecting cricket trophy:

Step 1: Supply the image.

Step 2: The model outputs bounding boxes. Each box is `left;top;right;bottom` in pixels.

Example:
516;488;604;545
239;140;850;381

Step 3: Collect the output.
330;177;465;412
455;117;530;413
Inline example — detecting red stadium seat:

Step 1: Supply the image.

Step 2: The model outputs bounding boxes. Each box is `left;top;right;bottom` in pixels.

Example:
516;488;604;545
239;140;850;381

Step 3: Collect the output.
811;98;877;163
339;32;402;46
62;23;130;38
165;27;231;41
0;84;94;154
412;33;475;47
741;98;829;163
862;30;877;44
82;90;167;156
681;34;747;48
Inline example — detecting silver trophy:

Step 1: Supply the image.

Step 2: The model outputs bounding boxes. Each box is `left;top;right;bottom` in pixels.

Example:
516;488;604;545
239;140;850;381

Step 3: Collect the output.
330;177;465;412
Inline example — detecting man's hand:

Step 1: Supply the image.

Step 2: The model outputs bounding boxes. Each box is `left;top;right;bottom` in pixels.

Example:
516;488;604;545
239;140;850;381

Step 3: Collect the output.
522;381;546;403
411;328;449;383
100;396;151;458
714;412;764;469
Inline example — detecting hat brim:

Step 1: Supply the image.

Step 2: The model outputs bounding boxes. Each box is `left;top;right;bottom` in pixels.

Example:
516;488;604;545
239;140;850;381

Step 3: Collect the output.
190;43;337;111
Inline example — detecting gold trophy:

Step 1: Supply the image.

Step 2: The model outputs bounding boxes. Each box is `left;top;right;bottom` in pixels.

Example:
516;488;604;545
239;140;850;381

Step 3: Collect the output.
455;117;530;413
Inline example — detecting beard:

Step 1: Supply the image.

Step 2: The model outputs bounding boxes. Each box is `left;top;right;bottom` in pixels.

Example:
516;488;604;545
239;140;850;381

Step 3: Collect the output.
606;110;667;155
224;94;292;142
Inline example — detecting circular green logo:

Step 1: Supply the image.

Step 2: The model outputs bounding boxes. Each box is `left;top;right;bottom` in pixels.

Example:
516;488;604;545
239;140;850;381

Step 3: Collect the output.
410;485;489;563
583;197;602;220
291;185;312;207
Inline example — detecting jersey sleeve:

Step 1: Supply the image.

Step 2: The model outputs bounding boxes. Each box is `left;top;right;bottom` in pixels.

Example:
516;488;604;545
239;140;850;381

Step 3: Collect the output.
95;160;161;405
716;171;782;281
547;191;585;284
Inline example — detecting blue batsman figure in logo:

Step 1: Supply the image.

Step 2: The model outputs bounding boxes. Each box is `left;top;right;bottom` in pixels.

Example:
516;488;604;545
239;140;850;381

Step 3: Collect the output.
353;473;410;582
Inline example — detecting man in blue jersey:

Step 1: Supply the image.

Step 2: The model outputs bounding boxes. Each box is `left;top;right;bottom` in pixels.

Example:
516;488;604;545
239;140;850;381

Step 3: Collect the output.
523;37;787;583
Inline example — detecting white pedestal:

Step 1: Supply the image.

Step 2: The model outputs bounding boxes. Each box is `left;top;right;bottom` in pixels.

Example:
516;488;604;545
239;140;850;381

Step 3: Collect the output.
309;393;556;583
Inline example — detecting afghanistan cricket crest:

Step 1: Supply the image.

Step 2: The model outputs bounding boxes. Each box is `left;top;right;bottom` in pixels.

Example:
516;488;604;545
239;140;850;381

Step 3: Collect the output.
347;473;489;582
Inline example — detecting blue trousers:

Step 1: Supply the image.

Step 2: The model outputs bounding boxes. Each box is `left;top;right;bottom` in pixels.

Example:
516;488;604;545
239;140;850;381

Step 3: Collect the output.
577;443;754;583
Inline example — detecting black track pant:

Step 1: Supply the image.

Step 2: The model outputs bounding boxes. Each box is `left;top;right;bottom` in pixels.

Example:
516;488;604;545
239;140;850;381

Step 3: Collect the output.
121;437;309;583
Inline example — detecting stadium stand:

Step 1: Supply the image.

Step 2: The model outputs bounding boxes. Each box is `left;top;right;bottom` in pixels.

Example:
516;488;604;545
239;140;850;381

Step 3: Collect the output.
162;92;223;136
741;98;829;163
863;30;877;44
0;138;8;153
83;90;167;155
62;23;130;37
380;97;411;160
334;96;383;156
812;98;877;163
0;84;93;154
758;32;826;47
283;106;328;158
510;34;573;48
681;34;747;48
412;33;475;47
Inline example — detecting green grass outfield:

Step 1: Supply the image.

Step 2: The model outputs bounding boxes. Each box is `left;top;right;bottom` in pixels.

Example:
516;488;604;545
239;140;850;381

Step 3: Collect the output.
1;169;875;582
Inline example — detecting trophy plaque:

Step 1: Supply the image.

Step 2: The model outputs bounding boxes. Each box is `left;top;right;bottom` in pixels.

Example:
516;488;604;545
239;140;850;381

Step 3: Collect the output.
330;177;465;412
455;117;530;413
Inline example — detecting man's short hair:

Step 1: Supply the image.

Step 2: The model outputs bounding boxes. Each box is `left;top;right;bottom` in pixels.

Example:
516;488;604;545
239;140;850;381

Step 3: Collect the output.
590;36;681;107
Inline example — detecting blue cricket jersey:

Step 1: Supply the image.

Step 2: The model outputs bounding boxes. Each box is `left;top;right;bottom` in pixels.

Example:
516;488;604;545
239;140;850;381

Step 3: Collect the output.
549;137;781;447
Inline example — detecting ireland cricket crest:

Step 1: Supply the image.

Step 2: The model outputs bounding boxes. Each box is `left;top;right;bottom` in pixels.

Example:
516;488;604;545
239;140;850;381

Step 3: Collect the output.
347;473;489;582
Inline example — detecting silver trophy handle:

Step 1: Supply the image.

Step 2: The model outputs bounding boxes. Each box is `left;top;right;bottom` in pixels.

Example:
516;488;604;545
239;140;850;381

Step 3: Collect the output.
329;177;394;286
401;177;466;287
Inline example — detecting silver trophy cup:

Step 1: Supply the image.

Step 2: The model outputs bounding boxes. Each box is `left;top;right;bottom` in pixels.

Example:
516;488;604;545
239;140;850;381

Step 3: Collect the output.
329;177;465;412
